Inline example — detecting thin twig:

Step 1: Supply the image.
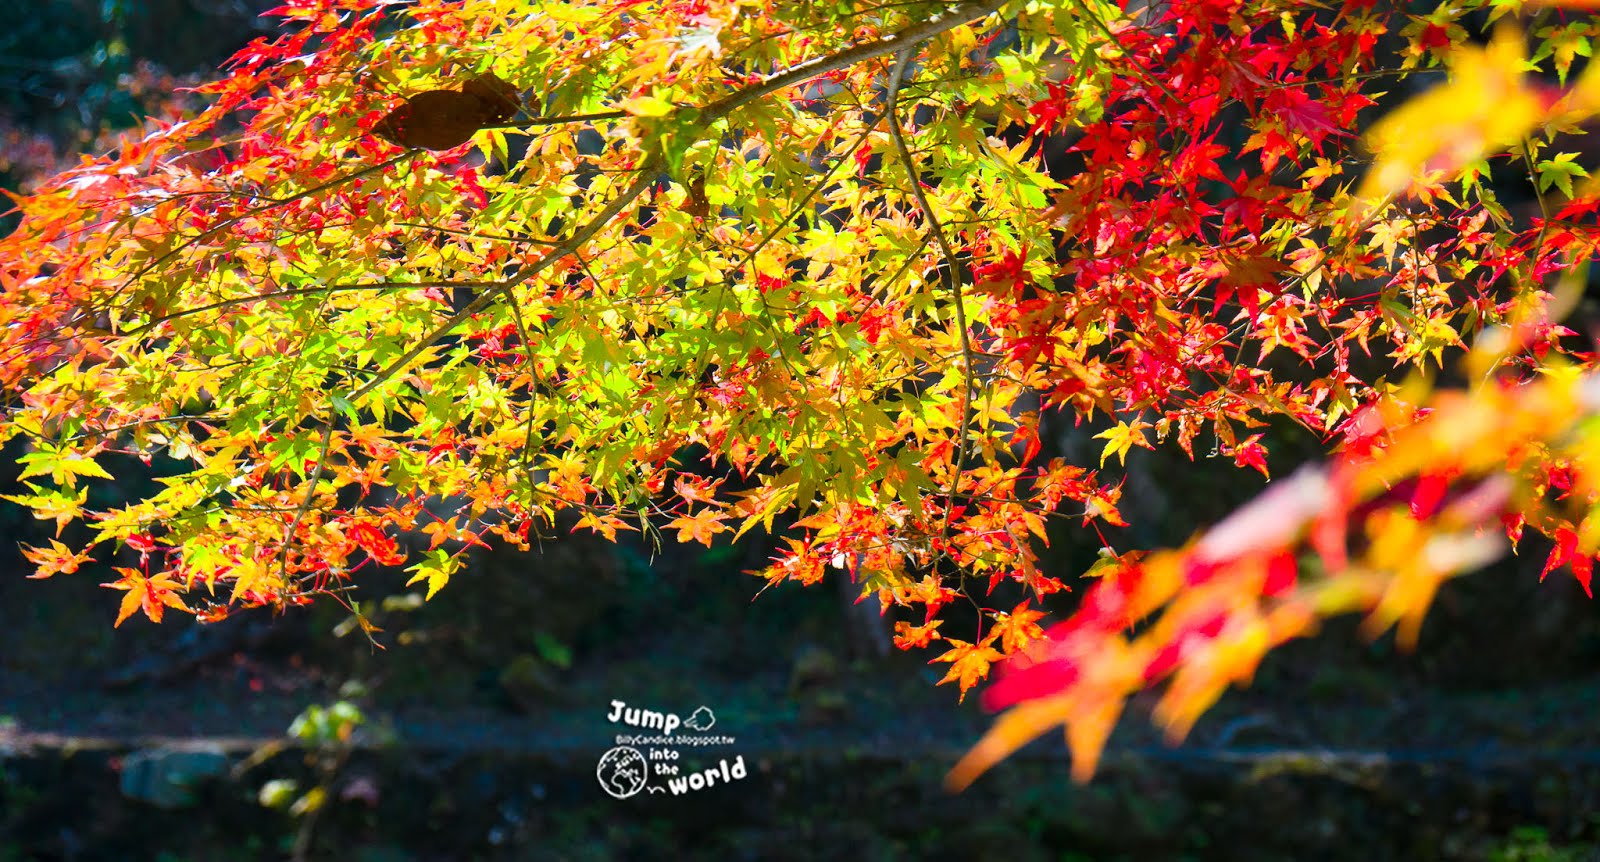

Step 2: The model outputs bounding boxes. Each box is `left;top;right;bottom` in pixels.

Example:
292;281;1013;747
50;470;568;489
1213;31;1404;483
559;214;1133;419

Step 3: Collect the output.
481;110;629;129
702;0;1007;123
117;153;413;294
885;47;977;554
278;421;336;580
347;162;659;405
125;281;501;336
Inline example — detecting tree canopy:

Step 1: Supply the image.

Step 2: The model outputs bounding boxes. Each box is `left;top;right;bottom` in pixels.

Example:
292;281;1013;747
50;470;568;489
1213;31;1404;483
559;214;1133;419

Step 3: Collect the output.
5;0;1600;786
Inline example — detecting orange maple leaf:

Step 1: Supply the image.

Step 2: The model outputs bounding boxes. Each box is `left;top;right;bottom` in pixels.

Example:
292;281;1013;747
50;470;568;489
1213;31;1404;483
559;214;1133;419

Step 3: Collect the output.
20;539;94;579
673;474;723;505
102;567;190;627
419;517;459;550
988;601;1048;655
575;511;638;541
893;619;945;649
930;639;1005;702
669;508;728;547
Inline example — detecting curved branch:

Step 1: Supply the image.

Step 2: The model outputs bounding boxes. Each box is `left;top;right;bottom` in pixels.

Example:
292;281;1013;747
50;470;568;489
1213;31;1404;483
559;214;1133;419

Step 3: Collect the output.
702;0;1008;122
885;47;977;551
116;153;415;294
346;160;660;404
481;110;629;129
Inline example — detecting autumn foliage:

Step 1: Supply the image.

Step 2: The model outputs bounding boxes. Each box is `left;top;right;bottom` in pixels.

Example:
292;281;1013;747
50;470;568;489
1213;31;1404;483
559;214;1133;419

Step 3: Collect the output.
4;0;1600;786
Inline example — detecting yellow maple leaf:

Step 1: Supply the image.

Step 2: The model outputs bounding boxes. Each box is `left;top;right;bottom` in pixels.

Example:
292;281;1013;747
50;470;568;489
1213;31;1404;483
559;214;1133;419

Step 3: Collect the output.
2;484;88;537
575;511;637;542
230;557;272;603
404;549;459;601
1094;419;1151;467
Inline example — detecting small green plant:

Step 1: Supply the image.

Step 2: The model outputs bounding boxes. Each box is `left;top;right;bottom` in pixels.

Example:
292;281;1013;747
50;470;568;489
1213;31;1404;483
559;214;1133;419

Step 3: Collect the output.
1491;827;1590;862
236;691;375;862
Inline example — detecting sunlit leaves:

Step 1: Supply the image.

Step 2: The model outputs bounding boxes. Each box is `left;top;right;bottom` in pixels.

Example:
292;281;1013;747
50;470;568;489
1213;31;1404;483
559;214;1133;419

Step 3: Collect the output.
19;539;95;579
103;568;190;627
1094;419;1152;466
1536;152;1590;197
404;549;461;601
955;340;1600;788
1357;26;1547;208
15;443;114;488
893;619;945;649
930;639;1006;702
669;509;729;548
2;484;88;536
988;601;1047;655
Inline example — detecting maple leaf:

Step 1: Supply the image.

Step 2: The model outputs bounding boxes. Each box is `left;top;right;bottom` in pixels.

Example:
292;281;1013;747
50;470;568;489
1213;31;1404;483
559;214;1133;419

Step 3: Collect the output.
1094;420;1152;467
348;522;406;566
988;602;1048;655
893;619;945;649
20;539;95;579
16;442;114;488
673;474;723;506
1541;527;1594;598
419;517;459;550
1264;87;1341;141
1230;435;1270;478
574;511;638;541
731;480;800;541
930;639;1006;702
1;483;88;536
228;558;277;604
1083;489;1129;528
669;508;728;548
102;568;190;627
405;549;461;601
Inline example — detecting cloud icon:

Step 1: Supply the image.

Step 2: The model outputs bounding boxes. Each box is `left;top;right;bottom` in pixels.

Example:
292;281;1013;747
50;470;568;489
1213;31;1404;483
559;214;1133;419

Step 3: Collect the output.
684;706;716;731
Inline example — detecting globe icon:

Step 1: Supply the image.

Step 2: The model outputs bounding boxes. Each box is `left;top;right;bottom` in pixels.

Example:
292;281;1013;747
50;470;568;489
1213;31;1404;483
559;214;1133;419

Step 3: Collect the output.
596;746;649;798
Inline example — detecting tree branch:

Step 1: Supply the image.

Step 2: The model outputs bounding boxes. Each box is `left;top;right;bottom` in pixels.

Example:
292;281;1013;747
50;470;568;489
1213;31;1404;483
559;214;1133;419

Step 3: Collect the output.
346;161;660;405
702;0;1008;122
885;46;977;553
116;153;415;295
125;281;503;336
